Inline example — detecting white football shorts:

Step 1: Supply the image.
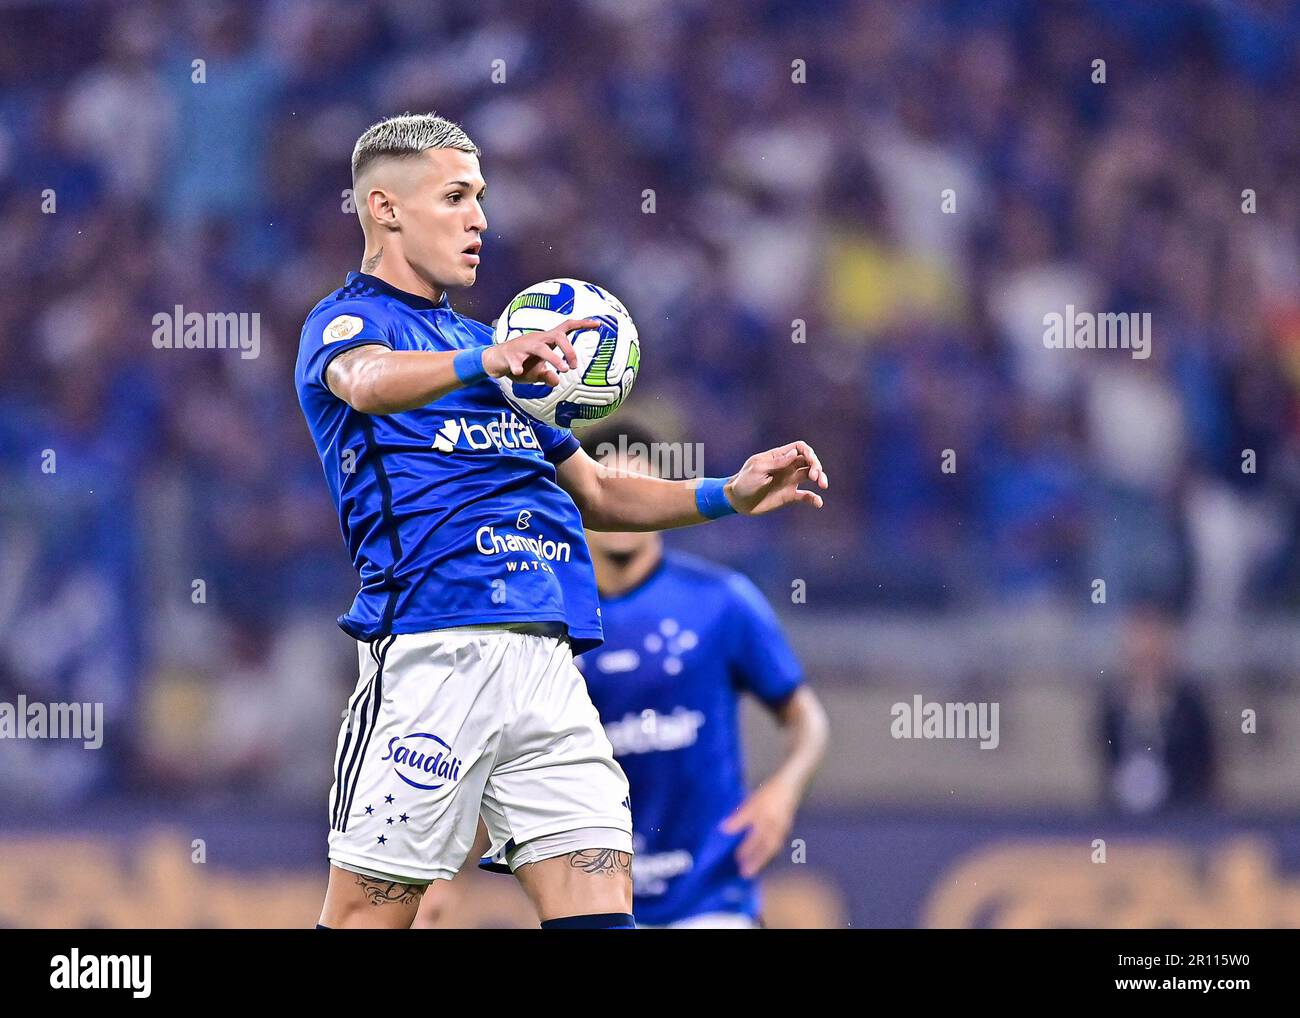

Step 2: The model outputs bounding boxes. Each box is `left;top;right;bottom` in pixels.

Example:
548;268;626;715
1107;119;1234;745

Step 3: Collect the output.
327;623;633;884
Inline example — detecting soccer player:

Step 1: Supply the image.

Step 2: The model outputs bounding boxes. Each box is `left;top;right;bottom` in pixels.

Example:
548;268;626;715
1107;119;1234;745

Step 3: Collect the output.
574;423;829;927
294;114;829;930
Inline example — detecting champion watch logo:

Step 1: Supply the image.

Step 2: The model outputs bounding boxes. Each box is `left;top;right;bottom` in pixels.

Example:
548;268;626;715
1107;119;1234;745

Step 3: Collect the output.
432;412;540;453
516;509;532;530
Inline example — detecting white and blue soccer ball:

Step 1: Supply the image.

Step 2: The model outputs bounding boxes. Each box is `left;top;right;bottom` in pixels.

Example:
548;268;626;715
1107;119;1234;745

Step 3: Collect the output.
492;278;640;430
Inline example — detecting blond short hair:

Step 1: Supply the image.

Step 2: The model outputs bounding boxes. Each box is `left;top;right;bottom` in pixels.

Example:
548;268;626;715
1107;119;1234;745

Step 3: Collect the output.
351;113;479;187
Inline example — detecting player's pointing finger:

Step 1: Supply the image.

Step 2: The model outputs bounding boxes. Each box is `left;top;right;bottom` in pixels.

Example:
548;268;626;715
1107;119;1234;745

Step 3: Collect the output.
559;318;603;335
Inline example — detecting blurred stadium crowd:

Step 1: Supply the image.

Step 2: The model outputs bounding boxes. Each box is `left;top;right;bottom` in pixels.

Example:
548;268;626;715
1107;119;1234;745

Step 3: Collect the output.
2;0;1299;805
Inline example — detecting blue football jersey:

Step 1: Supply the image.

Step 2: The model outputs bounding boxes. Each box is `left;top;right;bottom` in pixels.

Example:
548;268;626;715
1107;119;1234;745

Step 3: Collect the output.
294;272;602;653
578;550;803;925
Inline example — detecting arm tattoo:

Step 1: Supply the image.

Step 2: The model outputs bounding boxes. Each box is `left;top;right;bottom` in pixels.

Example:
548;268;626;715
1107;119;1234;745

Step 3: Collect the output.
353;873;426;907
566;849;632;877
361;247;383;272
324;343;383;399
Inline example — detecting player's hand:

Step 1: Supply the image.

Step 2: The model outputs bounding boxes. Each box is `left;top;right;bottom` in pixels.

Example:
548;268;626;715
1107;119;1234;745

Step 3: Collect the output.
723;441;828;515
482;319;595;388
720;779;799;879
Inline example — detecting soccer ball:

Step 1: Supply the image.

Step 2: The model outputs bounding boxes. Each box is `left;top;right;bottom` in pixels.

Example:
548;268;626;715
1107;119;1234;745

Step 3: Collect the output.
492;278;640;429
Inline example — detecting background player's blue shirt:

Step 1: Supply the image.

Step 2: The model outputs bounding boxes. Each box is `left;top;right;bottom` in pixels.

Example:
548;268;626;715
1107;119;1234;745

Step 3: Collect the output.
578;550;803;925
294;272;602;653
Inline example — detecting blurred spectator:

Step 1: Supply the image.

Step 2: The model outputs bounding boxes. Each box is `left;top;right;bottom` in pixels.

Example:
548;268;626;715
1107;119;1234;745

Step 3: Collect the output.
1098;603;1216;814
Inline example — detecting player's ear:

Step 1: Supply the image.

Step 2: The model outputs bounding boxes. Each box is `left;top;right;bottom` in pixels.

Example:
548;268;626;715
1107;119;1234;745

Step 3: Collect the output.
365;186;399;230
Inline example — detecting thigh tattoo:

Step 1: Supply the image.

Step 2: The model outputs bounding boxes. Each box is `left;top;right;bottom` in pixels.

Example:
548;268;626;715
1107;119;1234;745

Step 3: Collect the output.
566;849;632;877
354;874;427;907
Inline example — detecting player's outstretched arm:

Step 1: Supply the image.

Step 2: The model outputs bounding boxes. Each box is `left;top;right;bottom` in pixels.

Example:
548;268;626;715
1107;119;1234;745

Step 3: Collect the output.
721;686;830;879
556;440;828;531
324;320;592;414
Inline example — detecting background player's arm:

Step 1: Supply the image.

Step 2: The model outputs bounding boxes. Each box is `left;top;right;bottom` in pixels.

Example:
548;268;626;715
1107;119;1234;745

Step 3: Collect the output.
324;320;592;414
721;686;830;878
557;441;829;531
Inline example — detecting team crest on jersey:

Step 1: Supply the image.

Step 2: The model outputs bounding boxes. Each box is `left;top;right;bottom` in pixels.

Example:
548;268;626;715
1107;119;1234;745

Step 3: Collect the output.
380;732;463;790
323;314;365;343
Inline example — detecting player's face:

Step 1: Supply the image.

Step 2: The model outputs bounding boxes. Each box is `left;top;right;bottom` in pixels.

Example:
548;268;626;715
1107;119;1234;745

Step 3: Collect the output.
401;148;487;290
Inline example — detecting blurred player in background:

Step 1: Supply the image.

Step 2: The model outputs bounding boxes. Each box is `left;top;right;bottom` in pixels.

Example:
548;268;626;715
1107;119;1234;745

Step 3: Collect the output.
295;114;830;929
577;422;830;927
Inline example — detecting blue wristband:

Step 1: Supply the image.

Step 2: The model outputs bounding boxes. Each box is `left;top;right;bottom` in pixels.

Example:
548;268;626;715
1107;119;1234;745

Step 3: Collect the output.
695;477;737;520
453;346;488;384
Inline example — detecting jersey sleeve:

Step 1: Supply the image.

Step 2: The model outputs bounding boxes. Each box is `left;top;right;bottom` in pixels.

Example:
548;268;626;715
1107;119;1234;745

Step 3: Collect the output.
725;571;803;708
534;421;580;464
299;300;394;392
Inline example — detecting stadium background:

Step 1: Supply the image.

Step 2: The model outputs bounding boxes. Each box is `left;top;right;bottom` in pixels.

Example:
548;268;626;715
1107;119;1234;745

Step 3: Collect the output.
3;0;1300;927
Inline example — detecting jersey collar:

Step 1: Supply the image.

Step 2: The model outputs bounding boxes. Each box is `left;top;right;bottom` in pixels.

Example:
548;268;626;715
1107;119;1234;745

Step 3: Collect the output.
348;271;451;311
